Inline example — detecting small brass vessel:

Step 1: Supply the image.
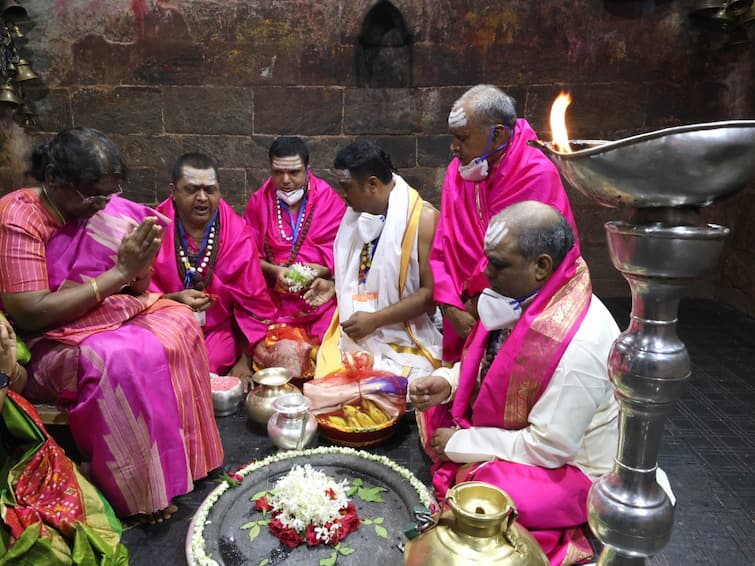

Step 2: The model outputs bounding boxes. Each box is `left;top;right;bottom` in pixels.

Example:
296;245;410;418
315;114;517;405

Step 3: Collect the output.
245;367;300;426
404;482;548;566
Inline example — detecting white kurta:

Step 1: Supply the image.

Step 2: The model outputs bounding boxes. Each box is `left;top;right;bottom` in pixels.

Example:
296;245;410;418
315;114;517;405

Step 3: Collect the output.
438;295;620;481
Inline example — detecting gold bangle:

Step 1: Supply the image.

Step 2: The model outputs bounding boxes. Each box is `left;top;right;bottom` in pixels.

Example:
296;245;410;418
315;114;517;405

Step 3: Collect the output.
91;278;102;302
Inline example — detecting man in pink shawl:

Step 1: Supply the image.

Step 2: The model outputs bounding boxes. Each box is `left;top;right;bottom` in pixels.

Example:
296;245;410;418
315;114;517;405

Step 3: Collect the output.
150;153;277;382
431;84;579;362
0;128;223;525
413;202;619;565
243;137;345;344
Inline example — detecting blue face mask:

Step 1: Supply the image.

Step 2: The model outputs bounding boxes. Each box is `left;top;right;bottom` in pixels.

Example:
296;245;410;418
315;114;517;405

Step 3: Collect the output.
458;125;514;182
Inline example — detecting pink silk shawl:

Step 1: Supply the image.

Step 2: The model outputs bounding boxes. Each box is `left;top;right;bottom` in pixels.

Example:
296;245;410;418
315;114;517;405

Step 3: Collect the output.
430;118;578;361
418;249;596;564
243;174;345;341
420;246;592;474
150;197;277;372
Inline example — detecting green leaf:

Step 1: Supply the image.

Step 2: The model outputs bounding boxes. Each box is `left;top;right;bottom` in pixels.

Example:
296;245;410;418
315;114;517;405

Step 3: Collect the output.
374;525;388;539
361;518;373;525
240;521;257;530
250;490;270;501
352;478;363;487
373;517;384;524
257;560;269;566
357;485;387;503
337;544;356;556
346;486;358;497
248;523;261;543
319;550;338;566
258;519;270;526
216;472;241;487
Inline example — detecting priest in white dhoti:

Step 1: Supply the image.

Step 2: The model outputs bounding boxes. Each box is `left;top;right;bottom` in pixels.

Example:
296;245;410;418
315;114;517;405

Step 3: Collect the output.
314;140;442;380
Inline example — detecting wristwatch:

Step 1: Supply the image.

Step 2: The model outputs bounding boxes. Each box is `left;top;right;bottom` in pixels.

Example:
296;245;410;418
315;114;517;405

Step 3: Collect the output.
0;370;10;390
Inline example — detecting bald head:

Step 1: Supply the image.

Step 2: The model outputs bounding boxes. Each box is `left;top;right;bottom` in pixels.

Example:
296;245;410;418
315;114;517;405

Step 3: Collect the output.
486;201;575;270
450;84;517;130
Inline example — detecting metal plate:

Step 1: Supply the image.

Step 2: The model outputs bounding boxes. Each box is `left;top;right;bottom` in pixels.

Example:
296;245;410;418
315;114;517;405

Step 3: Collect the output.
187;450;432;565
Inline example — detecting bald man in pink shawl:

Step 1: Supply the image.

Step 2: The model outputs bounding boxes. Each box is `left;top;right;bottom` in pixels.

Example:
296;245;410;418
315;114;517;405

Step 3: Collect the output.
431;85;579;362
244;137;345;343
150;153;276;380
413;202;618;566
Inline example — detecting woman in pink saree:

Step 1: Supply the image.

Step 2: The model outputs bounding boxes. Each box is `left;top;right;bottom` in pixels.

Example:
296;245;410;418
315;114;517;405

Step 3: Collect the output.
0;128;223;524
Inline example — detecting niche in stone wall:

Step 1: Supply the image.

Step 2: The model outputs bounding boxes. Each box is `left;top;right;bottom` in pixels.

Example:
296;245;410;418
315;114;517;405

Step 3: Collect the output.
357;1;412;87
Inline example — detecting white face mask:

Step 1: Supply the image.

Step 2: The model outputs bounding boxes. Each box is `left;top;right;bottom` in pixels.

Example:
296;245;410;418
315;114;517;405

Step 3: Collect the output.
357;212;386;243
457;125;514;182
477;288;538;331
458;157;490;182
277;187;305;206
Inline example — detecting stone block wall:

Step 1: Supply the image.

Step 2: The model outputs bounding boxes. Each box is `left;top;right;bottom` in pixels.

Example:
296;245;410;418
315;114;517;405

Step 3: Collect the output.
7;0;755;308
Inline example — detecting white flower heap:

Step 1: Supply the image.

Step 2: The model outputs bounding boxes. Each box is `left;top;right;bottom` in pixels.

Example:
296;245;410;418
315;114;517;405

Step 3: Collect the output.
268;464;351;543
284;263;318;294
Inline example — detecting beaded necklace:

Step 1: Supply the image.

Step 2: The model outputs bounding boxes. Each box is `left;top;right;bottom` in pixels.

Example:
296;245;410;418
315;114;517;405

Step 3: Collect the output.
478;329;510;382
175;209;220;290
274;193;308;244
264;202;316;267
358;236;380;285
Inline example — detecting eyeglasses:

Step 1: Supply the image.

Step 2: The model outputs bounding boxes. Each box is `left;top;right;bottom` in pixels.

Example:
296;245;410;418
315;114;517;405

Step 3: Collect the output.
75;184;123;206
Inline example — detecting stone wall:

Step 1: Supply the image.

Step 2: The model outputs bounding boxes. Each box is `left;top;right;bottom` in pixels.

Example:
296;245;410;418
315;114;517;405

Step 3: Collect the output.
8;0;755;306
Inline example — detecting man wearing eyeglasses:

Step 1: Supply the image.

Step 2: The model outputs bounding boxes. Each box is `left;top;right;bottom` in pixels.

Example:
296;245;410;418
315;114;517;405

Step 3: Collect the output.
150;153;277;389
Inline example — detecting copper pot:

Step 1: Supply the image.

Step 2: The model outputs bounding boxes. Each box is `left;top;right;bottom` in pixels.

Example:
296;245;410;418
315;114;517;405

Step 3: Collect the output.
244;367;300;426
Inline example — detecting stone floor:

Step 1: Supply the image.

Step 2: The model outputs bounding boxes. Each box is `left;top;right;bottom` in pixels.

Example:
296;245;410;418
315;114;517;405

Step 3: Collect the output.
92;298;755;565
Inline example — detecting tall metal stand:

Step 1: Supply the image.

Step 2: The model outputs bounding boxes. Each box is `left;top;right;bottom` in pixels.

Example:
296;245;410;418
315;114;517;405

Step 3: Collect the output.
530;121;755;564
588;218;729;563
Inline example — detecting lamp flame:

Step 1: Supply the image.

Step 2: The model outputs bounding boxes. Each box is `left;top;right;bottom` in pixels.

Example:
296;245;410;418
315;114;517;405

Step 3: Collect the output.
550;92;572;153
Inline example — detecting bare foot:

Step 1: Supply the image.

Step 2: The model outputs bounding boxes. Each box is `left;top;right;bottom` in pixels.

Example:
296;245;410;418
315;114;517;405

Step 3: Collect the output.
136;503;179;525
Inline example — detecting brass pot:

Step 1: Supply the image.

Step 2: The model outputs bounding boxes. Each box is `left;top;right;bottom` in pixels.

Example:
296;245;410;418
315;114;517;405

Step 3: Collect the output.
404;482;548;566
244;367;300;426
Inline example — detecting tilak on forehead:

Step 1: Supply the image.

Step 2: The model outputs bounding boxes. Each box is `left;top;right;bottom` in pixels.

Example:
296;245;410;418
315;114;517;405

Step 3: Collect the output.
448;105;468;129
182;165;217;187
272;156;304;171
334;168;352;184
484;218;509;250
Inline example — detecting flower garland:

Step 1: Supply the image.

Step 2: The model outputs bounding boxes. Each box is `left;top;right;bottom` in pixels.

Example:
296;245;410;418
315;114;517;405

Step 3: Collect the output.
254;465;359;548
188;446;434;566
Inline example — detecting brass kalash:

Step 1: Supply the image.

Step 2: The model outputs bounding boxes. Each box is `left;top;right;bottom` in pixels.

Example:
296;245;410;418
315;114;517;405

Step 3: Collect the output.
529;94;755;565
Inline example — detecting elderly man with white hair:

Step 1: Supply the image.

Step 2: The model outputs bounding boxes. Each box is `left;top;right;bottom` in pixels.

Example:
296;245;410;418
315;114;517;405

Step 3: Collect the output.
413;201;618;566
430;84;579;363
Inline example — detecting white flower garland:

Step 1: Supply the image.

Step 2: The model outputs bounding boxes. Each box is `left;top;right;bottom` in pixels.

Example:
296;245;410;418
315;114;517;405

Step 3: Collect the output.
188;446;434;566
268;464;350;542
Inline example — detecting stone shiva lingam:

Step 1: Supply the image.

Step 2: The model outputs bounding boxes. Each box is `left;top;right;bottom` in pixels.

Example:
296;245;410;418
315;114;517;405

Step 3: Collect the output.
529;94;755;565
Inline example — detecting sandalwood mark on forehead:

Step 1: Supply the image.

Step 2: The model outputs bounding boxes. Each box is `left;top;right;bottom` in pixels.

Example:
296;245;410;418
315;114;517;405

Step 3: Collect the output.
448;106;468;129
272;156;304;171
182;166;217;186
485;220;509;250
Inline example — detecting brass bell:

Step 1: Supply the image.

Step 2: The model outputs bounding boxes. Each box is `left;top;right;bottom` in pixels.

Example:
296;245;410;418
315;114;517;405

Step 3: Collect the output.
1;0;27;21
726;0;753;16
689;0;725;22
709;5;737;28
11;24;24;40
14;59;38;82
0;81;23;106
